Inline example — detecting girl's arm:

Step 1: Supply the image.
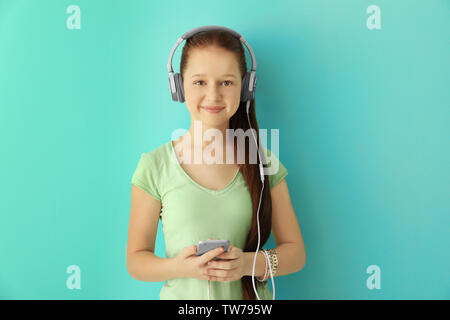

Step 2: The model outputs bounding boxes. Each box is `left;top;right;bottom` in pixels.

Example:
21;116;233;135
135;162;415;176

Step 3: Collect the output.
244;179;306;278
127;184;178;282
127;249;178;282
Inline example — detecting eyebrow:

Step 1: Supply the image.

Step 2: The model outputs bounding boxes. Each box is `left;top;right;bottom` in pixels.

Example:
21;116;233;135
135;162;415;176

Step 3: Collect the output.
191;73;237;78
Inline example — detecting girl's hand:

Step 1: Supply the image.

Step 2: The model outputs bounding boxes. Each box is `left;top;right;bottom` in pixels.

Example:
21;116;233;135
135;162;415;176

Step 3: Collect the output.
204;243;246;282
174;244;225;281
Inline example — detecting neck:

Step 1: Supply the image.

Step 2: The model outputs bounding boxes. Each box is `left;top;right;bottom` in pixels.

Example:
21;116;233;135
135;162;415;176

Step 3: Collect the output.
187;119;234;151
176;120;237;165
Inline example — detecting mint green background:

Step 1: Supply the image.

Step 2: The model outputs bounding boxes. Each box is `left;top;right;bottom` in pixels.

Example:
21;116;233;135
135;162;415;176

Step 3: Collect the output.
0;0;449;299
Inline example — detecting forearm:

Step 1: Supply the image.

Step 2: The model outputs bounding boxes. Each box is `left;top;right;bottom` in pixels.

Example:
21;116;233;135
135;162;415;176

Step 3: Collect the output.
244;243;305;277
127;250;178;282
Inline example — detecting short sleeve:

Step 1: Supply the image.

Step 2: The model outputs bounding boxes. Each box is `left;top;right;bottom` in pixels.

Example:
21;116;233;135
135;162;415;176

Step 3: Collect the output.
264;148;288;190
131;153;161;201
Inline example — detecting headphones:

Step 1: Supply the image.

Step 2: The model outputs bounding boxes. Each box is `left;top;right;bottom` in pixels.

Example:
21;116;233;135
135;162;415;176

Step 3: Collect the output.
167;25;274;301
167;25;257;104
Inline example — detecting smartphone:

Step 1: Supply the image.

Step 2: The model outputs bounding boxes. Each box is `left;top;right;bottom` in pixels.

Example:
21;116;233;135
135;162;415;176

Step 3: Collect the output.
196;240;230;261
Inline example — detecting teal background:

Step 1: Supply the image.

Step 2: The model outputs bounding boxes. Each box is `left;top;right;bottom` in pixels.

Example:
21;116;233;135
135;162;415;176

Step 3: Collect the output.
0;0;449;299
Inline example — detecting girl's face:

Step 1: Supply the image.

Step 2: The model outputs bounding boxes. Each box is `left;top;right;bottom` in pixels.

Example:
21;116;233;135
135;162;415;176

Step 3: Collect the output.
182;46;242;128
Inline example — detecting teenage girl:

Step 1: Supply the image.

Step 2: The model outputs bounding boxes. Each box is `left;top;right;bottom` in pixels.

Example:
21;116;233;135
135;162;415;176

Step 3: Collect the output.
127;29;306;300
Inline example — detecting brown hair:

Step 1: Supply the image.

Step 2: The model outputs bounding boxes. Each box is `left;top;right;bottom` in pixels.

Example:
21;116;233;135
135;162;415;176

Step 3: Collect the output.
179;29;272;300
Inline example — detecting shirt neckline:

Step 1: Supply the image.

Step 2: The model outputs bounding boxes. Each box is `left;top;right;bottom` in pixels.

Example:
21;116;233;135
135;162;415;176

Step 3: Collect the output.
168;140;241;194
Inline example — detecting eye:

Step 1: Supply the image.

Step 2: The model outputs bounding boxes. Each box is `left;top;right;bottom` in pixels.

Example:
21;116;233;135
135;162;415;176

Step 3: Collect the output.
193;80;233;86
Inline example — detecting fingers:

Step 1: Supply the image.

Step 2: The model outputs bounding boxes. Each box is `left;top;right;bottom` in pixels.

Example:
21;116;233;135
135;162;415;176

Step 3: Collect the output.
208;259;235;270
206;266;240;282
201;246;224;264
215;245;237;260
182;245;196;258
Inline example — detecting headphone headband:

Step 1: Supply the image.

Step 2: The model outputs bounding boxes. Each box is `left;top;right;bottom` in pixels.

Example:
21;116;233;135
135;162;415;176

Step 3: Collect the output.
167;25;257;74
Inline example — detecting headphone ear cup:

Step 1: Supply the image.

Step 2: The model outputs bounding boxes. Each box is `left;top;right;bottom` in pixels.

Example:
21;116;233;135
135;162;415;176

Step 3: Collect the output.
240;72;250;102
174;73;185;103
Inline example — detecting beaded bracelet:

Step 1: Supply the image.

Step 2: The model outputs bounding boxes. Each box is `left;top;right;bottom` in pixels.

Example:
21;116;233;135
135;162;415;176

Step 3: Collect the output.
256;248;278;282
267;249;278;277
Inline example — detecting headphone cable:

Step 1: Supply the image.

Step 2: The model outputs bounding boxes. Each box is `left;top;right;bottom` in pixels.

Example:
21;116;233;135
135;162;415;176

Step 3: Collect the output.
206;100;275;300
246;100;275;300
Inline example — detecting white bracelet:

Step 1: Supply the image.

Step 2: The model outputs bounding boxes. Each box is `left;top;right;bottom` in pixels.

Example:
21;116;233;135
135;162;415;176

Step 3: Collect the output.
256;249;269;282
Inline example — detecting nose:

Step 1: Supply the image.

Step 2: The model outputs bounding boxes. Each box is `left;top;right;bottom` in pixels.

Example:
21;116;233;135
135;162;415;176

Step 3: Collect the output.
205;83;223;100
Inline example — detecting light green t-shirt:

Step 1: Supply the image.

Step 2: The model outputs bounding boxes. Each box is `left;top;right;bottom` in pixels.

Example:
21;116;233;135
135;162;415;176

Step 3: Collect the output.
131;140;288;300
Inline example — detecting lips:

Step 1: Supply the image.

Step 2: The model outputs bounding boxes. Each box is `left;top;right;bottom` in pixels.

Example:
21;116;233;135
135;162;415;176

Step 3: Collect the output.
201;106;224;111
201;106;225;113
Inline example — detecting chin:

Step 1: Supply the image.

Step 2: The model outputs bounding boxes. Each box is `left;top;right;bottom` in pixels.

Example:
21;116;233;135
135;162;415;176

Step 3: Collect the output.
199;117;229;127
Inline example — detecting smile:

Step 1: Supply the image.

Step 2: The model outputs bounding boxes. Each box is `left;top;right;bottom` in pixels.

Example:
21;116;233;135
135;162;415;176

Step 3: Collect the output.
201;106;225;113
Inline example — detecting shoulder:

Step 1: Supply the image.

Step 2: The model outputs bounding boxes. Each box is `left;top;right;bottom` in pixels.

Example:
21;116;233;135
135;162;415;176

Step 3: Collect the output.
141;141;171;159
139;141;172;169
260;146;282;167
260;145;288;189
